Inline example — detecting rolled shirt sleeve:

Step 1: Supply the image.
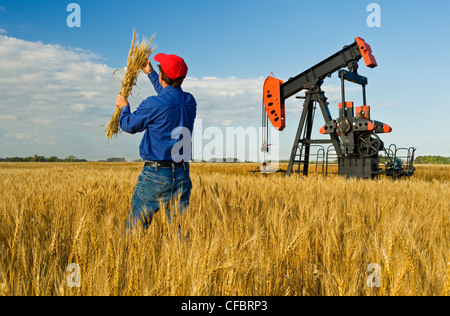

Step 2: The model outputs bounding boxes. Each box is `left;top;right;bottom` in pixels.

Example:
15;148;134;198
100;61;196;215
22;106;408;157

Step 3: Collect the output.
119;98;159;134
118;71;164;134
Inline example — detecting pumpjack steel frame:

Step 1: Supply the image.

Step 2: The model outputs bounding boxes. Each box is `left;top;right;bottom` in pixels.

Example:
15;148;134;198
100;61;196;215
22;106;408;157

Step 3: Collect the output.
262;37;416;179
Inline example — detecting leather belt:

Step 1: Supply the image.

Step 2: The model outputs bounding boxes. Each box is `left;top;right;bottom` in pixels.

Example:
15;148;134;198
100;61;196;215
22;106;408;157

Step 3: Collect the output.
144;161;188;169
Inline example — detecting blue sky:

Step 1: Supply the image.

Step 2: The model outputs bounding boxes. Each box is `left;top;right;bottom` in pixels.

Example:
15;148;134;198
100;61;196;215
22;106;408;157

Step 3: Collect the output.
0;0;449;161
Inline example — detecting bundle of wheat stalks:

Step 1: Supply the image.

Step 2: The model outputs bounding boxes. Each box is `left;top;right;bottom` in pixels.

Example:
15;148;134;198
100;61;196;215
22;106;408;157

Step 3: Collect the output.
105;31;154;138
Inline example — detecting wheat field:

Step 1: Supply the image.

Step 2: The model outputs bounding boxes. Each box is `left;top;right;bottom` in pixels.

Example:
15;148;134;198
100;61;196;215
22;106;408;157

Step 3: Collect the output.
0;162;449;296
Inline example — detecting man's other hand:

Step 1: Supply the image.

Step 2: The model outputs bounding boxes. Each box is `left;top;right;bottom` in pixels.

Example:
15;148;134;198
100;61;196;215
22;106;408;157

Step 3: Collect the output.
116;95;129;109
141;60;154;75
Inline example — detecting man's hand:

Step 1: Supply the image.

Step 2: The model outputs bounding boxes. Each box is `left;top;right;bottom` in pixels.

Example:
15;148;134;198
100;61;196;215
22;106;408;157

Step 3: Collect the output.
116;94;129;109
141;60;154;75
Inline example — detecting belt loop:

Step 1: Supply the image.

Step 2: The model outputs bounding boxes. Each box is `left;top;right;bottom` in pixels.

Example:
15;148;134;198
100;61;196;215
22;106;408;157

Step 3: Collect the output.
183;162;187;171
155;162;158;172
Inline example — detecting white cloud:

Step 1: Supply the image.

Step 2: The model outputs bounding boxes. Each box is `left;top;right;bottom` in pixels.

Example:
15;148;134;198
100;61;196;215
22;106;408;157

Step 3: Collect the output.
0;29;7;35
5;132;30;140
183;76;353;127
0;34;353;160
0;35;121;158
221;120;233;126
183;76;264;125
0;35;117;124
0;114;17;122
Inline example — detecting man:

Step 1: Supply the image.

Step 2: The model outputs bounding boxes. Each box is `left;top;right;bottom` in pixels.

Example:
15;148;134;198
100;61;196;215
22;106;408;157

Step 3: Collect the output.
115;53;197;231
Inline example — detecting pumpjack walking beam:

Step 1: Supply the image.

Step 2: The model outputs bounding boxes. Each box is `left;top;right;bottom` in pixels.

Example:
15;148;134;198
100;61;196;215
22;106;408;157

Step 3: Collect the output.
279;38;377;102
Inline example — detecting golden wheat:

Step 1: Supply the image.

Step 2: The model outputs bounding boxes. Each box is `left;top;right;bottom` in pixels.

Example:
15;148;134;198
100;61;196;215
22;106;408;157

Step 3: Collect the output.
0;162;449;296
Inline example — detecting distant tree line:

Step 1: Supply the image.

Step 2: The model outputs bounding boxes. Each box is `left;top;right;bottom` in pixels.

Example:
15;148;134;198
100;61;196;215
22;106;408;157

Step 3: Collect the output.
414;156;450;164
0;155;129;163
3;155;446;164
0;155;87;162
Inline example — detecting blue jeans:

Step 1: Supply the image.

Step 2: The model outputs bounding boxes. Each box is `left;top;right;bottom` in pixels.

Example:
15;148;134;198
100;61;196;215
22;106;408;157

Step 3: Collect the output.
126;164;192;231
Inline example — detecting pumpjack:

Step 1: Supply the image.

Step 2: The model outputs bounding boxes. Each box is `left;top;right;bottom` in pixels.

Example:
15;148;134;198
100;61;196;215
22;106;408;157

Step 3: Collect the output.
261;37;416;179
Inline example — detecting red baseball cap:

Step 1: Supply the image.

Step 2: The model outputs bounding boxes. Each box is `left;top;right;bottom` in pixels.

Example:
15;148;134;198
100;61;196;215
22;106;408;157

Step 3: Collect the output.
154;53;188;80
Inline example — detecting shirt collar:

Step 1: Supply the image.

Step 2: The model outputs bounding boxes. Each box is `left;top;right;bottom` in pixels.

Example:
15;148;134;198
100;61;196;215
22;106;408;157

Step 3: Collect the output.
160;85;183;95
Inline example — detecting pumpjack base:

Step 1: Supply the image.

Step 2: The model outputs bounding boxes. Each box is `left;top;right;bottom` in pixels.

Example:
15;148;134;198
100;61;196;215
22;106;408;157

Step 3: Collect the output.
338;157;379;180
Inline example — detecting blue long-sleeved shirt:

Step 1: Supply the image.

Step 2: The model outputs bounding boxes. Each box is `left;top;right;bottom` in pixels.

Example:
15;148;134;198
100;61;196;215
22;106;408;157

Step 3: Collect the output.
119;71;197;162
